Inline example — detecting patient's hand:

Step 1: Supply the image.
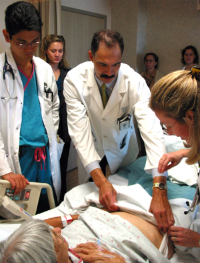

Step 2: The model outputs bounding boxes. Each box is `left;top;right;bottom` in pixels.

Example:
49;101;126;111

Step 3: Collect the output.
158;149;189;173
73;242;126;263
2;172;29;195
91;168;118;212
170;226;200;248
149;187;174;234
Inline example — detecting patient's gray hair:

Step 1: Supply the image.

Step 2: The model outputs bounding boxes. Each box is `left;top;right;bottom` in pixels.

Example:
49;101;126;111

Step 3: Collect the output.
0;219;57;263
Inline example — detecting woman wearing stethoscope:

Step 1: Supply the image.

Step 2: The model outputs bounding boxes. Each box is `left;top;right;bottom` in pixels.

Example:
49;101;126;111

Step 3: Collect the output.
149;67;200;254
0;2;61;211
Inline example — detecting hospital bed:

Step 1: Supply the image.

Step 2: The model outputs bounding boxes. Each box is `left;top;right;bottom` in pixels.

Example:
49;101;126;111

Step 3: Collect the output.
0;180;55;220
0;135;199;262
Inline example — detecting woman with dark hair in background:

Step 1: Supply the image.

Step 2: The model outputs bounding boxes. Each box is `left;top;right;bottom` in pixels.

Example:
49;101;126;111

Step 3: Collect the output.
41;35;71;204
141;52;164;90
181;45;199;70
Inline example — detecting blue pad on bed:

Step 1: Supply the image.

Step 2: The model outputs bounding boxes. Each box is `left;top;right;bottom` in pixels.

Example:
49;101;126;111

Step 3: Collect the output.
117;156;196;200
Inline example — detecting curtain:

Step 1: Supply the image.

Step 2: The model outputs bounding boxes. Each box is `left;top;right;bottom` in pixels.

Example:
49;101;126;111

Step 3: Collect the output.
28;0;61;56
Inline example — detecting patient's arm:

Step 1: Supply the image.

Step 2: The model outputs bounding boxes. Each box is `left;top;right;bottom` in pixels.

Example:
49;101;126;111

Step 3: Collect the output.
44;215;79;228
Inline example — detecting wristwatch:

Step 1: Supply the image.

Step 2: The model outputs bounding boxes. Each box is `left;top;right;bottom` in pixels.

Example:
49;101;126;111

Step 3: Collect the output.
152;183;167;190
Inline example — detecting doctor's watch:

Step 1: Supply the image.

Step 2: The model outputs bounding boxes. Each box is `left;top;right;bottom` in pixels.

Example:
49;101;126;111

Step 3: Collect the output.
152;183;167;190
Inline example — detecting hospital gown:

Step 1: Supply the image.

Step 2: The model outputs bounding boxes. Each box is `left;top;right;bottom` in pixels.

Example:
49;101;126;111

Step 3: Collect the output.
62;206;170;263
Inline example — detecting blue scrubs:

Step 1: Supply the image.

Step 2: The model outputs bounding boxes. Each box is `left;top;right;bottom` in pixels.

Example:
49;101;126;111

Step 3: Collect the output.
18;64;52;195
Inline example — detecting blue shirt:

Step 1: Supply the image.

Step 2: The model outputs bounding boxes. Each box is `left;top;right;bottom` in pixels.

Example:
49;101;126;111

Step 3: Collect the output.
19;64;48;147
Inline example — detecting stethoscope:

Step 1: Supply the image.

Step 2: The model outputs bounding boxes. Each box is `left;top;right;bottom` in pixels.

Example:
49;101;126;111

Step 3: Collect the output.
1;53;17;169
184;168;200;215
184;189;200;214
1;53;17;100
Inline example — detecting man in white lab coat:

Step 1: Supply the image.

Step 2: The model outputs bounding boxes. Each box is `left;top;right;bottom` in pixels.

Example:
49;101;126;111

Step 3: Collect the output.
64;30;174;232
0;2;61;210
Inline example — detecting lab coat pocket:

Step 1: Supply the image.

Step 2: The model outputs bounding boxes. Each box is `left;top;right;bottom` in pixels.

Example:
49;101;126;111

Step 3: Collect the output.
44;97;53;113
118;127;132;158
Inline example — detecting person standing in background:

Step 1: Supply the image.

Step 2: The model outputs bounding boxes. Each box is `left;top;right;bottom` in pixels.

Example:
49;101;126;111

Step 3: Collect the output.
40;35;71;203
141;53;164;90
181;45;199;71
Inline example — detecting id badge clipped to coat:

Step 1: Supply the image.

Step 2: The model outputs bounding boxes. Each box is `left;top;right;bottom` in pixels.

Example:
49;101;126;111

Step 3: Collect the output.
44;82;53;102
117;114;131;131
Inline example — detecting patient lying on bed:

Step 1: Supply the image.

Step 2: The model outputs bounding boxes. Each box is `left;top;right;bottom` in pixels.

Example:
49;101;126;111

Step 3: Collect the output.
0;207;173;263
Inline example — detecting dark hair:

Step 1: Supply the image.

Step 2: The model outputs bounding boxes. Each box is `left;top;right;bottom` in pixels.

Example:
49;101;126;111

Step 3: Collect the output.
144;53;159;69
5;1;43;38
40;34;70;69
91;29;124;56
181;45;199;65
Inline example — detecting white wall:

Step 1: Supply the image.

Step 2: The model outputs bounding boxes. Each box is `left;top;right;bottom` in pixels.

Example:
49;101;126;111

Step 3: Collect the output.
61;0;111;28
0;0;16;53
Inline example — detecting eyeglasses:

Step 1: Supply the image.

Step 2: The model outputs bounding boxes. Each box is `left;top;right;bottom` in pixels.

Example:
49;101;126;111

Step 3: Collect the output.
14;40;41;49
51;230;65;253
161;121;176;134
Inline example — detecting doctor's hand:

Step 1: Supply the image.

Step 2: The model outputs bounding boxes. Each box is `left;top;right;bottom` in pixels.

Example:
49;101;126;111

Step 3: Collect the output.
91;168;119;212
73;242;126;263
158;149;190;174
149;186;174;234
170;226;200;248
2;172;29;195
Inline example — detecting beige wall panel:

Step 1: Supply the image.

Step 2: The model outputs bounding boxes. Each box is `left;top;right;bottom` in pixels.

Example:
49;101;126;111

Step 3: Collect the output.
136;0;147;72
111;0;138;69
61;10;105;68
145;0;200;74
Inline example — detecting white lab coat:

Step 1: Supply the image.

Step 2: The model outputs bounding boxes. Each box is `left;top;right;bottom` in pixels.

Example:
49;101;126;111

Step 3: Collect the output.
0;48;61;200
64;62;166;183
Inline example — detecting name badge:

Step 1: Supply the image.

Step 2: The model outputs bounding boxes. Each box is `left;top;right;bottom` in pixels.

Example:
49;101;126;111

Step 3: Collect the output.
44;82;53;102
117;114;131;131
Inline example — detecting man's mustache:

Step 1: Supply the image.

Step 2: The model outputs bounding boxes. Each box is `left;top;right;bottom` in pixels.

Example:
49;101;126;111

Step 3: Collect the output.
100;74;115;79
